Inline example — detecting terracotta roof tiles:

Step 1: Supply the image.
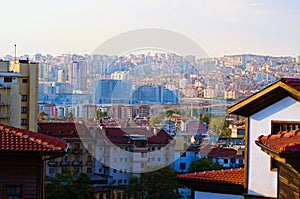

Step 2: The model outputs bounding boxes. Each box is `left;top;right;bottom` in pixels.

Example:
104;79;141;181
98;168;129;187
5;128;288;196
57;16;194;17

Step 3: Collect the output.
38;122;91;139
178;168;244;185
207;147;237;158
0;124;66;153
257;130;300;152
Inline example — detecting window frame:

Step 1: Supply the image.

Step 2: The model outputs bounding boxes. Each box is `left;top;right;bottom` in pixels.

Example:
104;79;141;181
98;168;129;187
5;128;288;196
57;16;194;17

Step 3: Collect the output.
21;95;27;102
20;119;27;126
179;162;186;170
5;185;22;199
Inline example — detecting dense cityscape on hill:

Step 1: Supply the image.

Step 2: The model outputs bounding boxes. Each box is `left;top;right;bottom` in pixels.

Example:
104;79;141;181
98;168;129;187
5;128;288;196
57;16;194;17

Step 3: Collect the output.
1;52;300;198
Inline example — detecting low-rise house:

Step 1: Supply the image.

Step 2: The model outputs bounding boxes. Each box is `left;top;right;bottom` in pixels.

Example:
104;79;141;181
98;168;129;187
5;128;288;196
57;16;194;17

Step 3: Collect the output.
206;147;239;168
228;78;300;198
0;124;66;198
173;144;200;173
178;168;244;199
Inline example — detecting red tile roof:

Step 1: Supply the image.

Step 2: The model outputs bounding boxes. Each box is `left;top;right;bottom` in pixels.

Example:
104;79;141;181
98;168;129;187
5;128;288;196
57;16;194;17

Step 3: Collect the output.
178;168;244;185
281;78;300;91
105;128;173;145
207;147;237;158
257;130;300;152
38;122;92;139
0;124;66;153
186;145;201;152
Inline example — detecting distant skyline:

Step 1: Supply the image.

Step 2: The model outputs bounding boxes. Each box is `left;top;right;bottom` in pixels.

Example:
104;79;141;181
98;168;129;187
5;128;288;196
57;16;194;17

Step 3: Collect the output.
1;0;300;58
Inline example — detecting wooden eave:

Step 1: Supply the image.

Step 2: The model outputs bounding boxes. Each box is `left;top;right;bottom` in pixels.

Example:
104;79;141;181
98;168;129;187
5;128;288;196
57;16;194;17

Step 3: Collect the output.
227;81;300;117
255;140;300;173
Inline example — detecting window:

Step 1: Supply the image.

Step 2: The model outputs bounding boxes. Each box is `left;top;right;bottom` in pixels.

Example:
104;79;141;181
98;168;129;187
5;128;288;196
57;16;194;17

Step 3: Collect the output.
6;185;22;199
49;168;55;174
75;155;80;161
141;152;147;157
98;168;102;173
87;155;92;162
118;179;122;184
21;107;27;114
157;157;161;162
113;169;117;173
22;79;28;83
74;143;80;149
21;95;27;102
270;120;300;171
75;168;81;173
87;168;92;174
180;162;186;170
124;179;127;184
224;159;228;164
4;77;12;82
180;152;186;157
21;119;27;126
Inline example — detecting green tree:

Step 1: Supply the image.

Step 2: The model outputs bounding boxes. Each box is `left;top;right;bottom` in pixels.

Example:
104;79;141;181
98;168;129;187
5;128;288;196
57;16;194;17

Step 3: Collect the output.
149;114;164;127
45;169;94;199
96;110;107;119
68;112;74;119
199;113;211;125
127;166;180;199
188;158;223;173
38;111;48;121
209;117;225;135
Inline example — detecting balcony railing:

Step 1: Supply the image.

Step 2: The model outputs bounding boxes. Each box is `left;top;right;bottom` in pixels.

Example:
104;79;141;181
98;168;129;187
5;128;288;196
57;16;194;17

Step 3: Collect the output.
0;102;10;106
60;161;70;166
72;149;83;154
72;161;82;166
0;84;11;88
0;114;10;119
48;161;58;167
86;161;93;166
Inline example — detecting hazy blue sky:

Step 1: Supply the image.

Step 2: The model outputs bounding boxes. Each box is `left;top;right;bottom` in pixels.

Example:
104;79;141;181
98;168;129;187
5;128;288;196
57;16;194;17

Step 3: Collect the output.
1;0;300;57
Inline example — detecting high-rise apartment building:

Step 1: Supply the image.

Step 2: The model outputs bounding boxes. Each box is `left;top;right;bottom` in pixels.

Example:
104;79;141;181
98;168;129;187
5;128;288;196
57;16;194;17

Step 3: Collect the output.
0;60;38;131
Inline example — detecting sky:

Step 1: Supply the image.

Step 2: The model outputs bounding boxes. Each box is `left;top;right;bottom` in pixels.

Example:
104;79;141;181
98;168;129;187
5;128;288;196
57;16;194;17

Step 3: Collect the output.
1;0;300;58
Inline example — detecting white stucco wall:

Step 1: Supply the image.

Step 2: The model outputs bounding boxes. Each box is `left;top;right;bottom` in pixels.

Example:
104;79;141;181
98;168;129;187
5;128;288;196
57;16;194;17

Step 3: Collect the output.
195;191;243;199
248;96;300;197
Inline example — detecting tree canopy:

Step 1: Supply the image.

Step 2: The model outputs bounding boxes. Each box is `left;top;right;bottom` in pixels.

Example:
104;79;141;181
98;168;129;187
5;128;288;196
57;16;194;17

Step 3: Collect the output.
45;169;94;199
188;158;223;173
127;166;180;199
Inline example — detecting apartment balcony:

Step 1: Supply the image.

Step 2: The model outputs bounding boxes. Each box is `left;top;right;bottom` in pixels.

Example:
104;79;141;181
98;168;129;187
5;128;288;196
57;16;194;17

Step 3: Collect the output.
48;161;58;167
130;147;148;152
0;83;11;89
86;161;93;166
0;114;10;119
60;161;70;166
72;161;82;166
72;149;83;154
0;102;10;106
103;151;109;157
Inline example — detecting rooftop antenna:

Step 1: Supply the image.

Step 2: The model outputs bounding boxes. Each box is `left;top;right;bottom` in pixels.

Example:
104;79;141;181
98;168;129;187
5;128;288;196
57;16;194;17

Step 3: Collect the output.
14;44;17;61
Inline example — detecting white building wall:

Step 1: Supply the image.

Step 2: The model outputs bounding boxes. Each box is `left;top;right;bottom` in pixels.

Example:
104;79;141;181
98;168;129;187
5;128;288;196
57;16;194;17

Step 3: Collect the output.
249;96;300;197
